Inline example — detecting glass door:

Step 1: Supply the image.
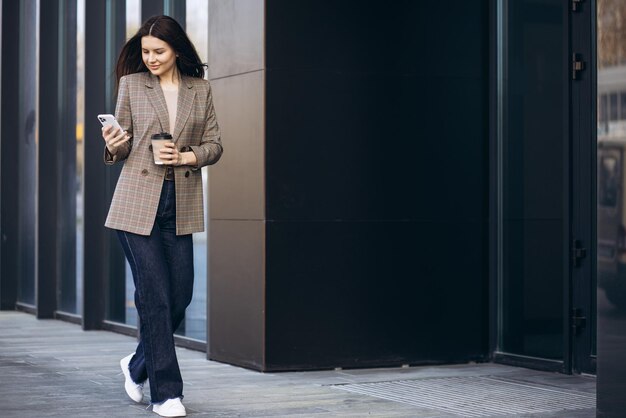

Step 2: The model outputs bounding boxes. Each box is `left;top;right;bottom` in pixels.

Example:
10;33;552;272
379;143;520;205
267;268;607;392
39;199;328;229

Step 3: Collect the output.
496;0;570;370
496;0;597;374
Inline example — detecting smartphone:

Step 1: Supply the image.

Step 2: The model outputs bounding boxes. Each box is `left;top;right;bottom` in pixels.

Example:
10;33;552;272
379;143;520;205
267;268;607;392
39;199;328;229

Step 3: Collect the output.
97;114;124;134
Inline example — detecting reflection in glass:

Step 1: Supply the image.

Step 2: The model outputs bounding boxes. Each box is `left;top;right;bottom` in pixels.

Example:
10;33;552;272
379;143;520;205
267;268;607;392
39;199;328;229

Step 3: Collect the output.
177;0;209;341
497;0;565;360
58;0;80;314
597;0;626;323
126;0;141;40
17;0;39;306
123;0;142;328
599;156;619;208
75;0;85;315
610;93;619;121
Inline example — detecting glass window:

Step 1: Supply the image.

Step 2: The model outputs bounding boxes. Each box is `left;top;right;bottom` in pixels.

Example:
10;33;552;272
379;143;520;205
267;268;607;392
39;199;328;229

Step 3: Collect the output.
126;0;141;40
58;0;80;315
178;0;209;342
497;0;566;360
597;0;626;354
17;0;39;306
105;0;141;327
75;0;85;315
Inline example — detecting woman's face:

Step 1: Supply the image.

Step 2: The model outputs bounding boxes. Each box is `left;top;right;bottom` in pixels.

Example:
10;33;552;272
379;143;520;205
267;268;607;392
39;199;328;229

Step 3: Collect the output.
141;35;177;81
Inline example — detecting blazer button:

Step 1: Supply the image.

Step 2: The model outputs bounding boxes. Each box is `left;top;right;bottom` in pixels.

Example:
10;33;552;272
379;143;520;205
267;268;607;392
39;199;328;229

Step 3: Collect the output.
185;171;190;178
141;169;149;176
148;144;153;151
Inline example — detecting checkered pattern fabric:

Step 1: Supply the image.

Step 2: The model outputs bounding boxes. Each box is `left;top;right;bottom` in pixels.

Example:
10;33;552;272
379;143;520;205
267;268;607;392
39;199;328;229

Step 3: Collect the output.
104;72;222;236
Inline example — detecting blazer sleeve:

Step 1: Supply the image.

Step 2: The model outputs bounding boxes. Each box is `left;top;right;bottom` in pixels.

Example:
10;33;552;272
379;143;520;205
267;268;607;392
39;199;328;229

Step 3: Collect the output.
187;82;223;170
104;76;134;165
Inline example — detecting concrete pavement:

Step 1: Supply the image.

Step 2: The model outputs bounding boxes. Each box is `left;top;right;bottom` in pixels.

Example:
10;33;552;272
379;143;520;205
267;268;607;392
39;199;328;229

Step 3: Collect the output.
0;311;595;417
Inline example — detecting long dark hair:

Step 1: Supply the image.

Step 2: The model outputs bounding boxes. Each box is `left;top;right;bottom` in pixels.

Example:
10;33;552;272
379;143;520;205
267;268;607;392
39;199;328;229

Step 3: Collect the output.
116;15;206;82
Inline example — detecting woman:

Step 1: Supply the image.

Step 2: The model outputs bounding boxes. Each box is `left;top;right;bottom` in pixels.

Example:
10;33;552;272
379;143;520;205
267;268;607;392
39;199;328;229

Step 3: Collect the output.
101;15;222;417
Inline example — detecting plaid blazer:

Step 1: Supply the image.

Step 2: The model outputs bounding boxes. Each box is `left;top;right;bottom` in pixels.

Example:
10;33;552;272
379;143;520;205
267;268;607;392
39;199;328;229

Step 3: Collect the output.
104;72;222;236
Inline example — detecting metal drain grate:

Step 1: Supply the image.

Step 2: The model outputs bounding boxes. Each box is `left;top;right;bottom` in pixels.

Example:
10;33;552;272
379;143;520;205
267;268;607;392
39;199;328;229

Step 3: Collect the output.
331;376;595;417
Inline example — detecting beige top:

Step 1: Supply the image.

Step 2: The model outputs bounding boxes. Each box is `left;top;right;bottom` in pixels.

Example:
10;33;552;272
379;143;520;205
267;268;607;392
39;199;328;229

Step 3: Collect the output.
162;87;178;134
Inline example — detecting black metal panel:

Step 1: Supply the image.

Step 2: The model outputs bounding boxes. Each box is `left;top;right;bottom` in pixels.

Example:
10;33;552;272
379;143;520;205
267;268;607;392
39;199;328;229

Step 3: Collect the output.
102;1;128;327
83;0;126;330
142;0;163;22
570;0;596;375
263;0;489;369
0;0;20;310
83;0;108;330
37;0;62;318
265;1;488;223
265;220;489;371
265;71;487;222
266;1;485;77
488;0;498;359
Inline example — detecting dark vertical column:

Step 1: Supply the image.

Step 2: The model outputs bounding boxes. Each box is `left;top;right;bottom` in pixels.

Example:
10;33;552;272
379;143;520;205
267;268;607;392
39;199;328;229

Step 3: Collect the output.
570;0;595;375
0;0;19;310
208;0;266;369
488;0;499;357
142;0;163;22
83;0;107;330
103;0;127;325
37;0;61;318
83;0;126;330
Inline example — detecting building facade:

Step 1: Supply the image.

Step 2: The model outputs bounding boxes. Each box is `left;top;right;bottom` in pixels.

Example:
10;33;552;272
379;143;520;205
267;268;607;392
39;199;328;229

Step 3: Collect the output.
1;0;624;416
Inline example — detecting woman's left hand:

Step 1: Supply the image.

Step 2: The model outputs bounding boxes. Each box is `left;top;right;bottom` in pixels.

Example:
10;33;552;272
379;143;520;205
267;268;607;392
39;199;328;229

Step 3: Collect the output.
160;142;184;166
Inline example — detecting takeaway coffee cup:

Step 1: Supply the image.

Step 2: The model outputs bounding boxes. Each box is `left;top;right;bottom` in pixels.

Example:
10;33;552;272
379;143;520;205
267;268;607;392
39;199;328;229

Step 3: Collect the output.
151;132;173;165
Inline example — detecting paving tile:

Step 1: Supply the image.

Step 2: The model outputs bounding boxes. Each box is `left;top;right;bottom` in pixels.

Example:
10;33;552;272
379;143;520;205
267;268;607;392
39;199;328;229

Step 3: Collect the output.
0;311;595;418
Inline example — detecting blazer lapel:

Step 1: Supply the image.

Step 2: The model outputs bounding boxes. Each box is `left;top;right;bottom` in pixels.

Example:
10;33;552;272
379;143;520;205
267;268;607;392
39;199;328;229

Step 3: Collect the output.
173;77;196;143
144;73;170;133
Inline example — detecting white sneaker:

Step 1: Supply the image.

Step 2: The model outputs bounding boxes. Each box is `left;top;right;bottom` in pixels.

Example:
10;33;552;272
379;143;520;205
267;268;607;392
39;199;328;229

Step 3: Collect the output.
152;398;187;417
120;353;144;403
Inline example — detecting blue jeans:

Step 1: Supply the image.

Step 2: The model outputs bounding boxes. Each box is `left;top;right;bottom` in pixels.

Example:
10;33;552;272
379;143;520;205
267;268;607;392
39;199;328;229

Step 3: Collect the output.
116;180;194;403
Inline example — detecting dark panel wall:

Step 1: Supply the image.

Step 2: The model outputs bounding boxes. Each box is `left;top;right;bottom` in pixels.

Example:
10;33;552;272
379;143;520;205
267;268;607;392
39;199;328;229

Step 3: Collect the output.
83;0;126;329
264;0;490;369
208;0;266;369
0;0;19;310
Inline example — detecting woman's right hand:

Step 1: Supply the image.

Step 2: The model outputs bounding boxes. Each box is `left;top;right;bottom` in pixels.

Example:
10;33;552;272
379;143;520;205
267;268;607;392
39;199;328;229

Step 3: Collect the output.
102;125;130;154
